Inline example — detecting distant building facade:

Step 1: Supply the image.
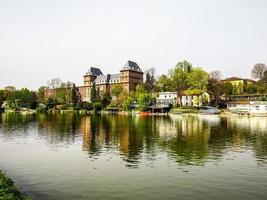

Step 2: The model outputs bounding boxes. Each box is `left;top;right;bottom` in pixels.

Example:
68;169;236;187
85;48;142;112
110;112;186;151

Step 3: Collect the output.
156;91;210;107
221;77;255;95
44;61;143;102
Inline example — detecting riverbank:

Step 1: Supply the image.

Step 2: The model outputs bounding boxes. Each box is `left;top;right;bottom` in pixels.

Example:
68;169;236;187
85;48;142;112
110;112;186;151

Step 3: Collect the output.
0;170;31;200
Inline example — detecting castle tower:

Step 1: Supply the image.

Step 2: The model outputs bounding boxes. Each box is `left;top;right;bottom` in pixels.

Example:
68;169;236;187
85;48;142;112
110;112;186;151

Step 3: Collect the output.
83;67;103;86
120;61;143;92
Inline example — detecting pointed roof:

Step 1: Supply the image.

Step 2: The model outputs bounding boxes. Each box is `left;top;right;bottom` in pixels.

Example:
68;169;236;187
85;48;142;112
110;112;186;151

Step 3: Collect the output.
85;67;103;76
121;61;142;72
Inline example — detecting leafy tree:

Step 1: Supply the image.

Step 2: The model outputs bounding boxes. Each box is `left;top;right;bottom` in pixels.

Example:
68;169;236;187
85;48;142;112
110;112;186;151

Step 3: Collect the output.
207;79;224;106
82;102;93;110
100;93;111;107
30;92;38;109
244;84;257;94
156;74;173;92
175;60;193;72
171;66;189;105
144;72;155;92
188;67;209;90
71;84;81;106
135;84;153;110
111;85;123;98
90;82;97;102
37;86;46;103
46;97;56;109
0;90;5;108
223;82;234;95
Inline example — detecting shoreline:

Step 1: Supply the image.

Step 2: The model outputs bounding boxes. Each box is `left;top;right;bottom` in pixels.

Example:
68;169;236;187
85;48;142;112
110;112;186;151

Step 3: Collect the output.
2;109;267;117
0;170;31;200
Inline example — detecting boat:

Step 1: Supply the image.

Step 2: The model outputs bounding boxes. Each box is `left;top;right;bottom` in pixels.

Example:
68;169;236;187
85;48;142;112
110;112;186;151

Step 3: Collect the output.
196;106;220;114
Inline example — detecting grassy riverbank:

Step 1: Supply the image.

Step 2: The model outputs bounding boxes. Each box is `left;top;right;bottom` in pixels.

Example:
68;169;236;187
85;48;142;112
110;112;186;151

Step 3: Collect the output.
0;170;31;200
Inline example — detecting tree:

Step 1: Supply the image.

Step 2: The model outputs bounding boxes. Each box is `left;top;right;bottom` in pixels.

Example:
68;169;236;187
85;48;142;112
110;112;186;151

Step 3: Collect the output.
37;86;46;103
30;92;38;109
171;66;189;105
71;84;81;106
260;71;267;86
111;85;123;98
251;63;267;80
0;90;5;109
210;70;223;81
47;78;62;89
144;70;156;92
188;67;209;91
156;75;172;92
90;82;97;102
135;84;154;110
207;79;224;106
224;82;234;95
175;60;193;72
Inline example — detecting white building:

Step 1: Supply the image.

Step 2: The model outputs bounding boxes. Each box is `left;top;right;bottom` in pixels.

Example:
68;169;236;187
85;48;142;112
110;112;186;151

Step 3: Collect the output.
156;92;177;105
228;101;267;115
157;92;210;107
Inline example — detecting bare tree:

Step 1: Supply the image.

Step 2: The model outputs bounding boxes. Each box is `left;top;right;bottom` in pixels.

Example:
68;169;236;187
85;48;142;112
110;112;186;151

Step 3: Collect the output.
47;78;62;89
210;70;223;81
251;63;267;80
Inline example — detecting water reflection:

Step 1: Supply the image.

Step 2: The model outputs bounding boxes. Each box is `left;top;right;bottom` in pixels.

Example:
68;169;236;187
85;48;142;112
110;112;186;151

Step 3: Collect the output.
1;113;267;167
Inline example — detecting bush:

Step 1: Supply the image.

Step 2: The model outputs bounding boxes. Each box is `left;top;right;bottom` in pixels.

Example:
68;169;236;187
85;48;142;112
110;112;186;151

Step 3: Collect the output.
82;102;93;110
61;104;68;110
93;102;102;111
0;170;31;200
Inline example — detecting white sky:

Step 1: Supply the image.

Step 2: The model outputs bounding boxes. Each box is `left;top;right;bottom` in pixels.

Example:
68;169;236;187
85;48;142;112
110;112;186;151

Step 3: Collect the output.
0;0;267;90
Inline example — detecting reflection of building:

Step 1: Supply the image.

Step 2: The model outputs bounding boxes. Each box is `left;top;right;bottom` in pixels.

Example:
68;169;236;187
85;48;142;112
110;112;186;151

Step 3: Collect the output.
44;61;143;102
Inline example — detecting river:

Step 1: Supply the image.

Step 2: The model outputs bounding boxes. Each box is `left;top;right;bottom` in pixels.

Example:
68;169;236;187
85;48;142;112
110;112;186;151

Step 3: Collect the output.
0;113;267;200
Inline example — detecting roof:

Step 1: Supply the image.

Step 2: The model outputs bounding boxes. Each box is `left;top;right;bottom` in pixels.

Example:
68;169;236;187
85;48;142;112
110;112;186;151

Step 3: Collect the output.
222;77;255;82
85;67;103;76
121;61;142;72
109;73;120;83
94;73;121;84
94;75;109;84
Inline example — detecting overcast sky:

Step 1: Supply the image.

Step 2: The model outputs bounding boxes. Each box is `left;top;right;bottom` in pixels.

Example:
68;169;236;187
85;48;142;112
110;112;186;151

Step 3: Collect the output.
1;0;267;90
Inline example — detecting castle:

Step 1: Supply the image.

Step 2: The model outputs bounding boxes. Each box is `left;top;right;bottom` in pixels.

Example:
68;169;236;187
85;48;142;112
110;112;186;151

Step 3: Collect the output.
44;61;144;102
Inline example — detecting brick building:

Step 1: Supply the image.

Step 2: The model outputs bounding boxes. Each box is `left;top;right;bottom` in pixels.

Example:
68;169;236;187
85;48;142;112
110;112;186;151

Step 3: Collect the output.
44;61;143;102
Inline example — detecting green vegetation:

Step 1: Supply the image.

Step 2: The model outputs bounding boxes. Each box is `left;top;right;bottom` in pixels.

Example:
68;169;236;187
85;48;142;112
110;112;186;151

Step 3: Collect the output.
1;61;267;113
0;170;31;200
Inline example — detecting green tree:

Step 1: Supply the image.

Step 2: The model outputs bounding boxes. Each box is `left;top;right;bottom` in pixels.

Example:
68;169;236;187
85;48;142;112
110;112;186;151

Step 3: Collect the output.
90;82;97;102
144;73;155;92
111;85;123;98
30;92;38;109
71;84;81;106
135;84;153;110
156;75;173;92
171;66;189;105
224;82;234;95
207;79;224;106
188;67;209;90
175;60;193;73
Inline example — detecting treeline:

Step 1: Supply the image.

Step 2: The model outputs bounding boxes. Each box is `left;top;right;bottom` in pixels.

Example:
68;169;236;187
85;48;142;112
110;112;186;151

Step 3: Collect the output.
1;60;267;112
0;88;37;110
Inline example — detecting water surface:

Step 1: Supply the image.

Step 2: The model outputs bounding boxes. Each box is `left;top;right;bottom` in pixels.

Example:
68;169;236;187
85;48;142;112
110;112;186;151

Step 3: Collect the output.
0;113;267;200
